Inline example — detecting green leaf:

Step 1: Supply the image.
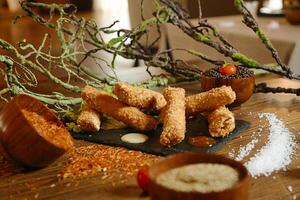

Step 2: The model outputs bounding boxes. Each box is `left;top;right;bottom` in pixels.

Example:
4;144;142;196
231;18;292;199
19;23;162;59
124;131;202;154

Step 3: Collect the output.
106;35;126;48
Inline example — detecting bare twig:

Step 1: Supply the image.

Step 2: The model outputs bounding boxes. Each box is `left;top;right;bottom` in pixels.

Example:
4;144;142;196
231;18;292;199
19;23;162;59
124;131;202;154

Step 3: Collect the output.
198;0;202;21
255;83;300;96
0;0;299;114
234;0;293;78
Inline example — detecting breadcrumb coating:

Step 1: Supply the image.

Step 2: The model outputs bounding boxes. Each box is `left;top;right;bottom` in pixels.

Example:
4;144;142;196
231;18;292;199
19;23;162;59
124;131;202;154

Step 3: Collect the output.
207;106;235;137
81;85;158;131
113;82;166;110
186;86;236;115
77;103;101;132
160;87;186;146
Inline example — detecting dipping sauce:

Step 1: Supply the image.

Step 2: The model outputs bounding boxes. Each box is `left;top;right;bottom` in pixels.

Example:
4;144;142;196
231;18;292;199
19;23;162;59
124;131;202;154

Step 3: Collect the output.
188;136;216;148
121;133;148;144
156;163;239;193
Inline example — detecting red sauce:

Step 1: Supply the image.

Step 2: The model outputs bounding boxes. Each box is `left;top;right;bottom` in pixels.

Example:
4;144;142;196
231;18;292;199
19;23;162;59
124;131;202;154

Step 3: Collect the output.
188;136;216;148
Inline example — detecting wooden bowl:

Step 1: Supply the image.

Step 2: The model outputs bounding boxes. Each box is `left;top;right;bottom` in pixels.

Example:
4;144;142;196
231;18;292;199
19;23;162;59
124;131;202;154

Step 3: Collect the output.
201;74;255;107
148;153;250;200
0;94;74;168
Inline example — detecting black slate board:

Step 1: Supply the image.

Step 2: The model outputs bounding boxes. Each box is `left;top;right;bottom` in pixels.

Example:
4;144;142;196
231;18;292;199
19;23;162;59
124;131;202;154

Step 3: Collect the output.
71;114;250;156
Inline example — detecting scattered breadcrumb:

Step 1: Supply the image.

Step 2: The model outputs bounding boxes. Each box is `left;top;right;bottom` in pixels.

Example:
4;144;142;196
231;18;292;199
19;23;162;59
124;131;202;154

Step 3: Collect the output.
59;144;159;180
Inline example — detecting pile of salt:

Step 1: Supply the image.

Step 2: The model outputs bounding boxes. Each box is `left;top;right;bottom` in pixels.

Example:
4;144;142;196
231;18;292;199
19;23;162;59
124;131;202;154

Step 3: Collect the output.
235;139;258;161
232;113;297;178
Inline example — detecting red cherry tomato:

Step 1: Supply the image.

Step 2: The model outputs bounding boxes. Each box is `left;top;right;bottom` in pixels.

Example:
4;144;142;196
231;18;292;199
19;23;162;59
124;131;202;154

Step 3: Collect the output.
137;166;149;192
219;64;237;75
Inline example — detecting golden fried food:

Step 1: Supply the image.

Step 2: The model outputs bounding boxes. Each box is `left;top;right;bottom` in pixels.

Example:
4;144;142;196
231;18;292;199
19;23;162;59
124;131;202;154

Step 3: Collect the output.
81;85;158;131
160;87;186;146
185;86;236;115
77;103;101;132
113;82;166;110
207;106;235;137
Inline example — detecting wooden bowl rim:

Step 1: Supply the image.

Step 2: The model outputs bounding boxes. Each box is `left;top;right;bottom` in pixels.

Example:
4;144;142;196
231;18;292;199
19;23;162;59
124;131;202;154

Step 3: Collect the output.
3;94;70;149
14;94;56;119
14;94;64;128
149;152;250;196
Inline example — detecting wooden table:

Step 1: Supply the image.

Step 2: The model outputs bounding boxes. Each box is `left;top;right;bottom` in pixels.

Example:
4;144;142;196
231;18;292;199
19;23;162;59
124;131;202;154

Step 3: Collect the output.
0;76;300;200
0;8;300;200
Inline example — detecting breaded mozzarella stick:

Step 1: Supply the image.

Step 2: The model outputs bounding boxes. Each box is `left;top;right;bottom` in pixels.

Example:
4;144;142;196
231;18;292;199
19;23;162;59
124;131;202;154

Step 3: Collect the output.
207;106;235;137
185;86;236;115
81;85;158;131
113;82;166;110
160;87;186;146
77;103;101;132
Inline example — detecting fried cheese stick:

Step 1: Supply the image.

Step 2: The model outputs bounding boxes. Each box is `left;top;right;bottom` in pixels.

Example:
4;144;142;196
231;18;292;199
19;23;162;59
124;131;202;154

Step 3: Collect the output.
77;103;101;132
185;86;236;115
160;87;186;146
207;106;235;137
81;85;158;131
113;82;166;110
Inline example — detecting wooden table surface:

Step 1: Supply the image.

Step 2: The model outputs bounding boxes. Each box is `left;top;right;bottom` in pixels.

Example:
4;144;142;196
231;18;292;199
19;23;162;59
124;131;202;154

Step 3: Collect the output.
0;8;300;200
0;76;299;200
